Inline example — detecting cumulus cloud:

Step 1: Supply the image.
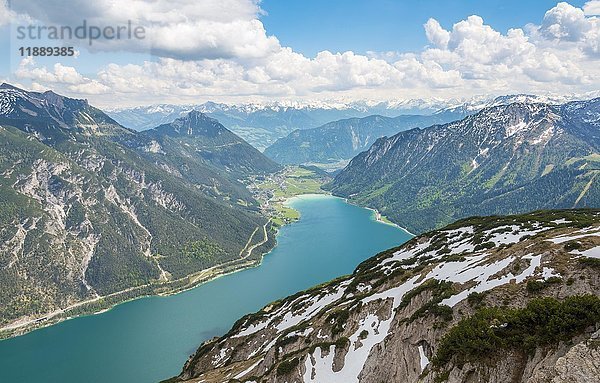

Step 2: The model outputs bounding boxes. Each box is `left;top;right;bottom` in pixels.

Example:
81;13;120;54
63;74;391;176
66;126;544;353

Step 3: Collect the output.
583;0;600;15
424;18;450;49
540;2;592;41
15;58;110;94
6;1;600;106
534;2;600;57
10;0;279;60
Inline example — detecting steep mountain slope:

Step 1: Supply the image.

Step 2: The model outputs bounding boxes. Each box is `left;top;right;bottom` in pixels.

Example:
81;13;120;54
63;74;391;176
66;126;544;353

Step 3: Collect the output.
141;111;279;176
118;110;280;202
263;111;467;165
326;99;600;233
0;84;278;334
168;210;600;383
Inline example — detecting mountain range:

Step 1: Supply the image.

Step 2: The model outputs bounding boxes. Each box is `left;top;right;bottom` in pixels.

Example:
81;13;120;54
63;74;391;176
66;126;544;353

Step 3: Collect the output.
107;99;452;131
263;94;591;167
107;94;597;152
0;83;279;333
326;98;600;233
107;102;376;151
167;209;600;383
262;110;468;166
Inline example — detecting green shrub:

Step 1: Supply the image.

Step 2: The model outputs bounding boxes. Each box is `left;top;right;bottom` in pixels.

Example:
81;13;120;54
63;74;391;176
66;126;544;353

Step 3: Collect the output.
434;370;450;383
399;280;454;322
434;295;600;367
526;277;562;293
474;242;495;251
276;357;299;376
579;258;600;269
564;242;582;251
526;280;547;293
467;292;487;307
327;309;350;335
335;337;350;348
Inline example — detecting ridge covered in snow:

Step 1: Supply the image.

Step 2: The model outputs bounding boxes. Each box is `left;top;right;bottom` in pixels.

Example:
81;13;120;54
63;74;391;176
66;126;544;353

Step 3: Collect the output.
174;209;600;383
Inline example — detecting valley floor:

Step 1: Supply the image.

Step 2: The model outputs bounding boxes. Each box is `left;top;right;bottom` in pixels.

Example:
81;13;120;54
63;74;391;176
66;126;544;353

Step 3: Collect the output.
248;166;332;228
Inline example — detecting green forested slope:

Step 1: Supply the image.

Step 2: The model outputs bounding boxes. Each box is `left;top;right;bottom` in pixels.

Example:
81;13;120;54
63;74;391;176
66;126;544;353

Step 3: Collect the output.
327;100;600;233
0;84;278;327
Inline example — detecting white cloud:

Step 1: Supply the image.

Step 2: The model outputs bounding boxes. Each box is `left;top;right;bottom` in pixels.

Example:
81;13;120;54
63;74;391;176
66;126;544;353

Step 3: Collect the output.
68;80;110;94
583;0;600;15
14;58;110;94
10;0;279;60
16;58;84;84
0;0;16;26
6;1;600;107
534;2;600;57
540;2;592;41
424;18;450;49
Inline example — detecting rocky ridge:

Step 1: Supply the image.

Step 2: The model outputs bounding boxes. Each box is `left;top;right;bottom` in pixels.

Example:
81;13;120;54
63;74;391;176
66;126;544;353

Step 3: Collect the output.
170;210;600;383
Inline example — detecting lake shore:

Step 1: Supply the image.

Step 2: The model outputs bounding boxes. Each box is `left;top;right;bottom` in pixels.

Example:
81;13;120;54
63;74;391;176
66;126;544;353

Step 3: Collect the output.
0;189;413;383
0;223;275;340
365;206;415;236
337;196;415;237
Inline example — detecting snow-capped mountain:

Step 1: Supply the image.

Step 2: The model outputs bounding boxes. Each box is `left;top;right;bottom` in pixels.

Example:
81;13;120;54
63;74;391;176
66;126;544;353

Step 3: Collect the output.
106;99;450;132
106;93;599;151
437;93;600;115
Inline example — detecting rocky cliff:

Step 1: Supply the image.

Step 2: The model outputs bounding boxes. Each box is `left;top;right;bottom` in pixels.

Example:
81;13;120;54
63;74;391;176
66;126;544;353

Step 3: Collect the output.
168;209;600;383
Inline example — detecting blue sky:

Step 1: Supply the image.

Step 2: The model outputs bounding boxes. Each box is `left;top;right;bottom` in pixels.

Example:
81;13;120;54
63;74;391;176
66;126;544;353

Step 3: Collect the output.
7;0;579;76
1;0;599;107
260;0;587;56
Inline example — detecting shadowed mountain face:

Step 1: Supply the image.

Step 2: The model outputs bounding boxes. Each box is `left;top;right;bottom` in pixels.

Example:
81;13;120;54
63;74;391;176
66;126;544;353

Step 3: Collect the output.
137;111;281;177
0;84;279;331
263;111;468;165
326;99;600;233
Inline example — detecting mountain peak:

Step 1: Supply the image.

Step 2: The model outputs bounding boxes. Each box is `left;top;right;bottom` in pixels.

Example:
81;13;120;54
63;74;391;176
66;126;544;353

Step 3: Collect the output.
152;110;228;138
183;109;214;122
0;83;23;91
0;84;128;138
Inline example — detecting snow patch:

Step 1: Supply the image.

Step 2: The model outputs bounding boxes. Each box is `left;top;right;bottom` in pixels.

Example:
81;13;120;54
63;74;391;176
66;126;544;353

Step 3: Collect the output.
418;345;430;372
505;121;528;137
572;245;600;259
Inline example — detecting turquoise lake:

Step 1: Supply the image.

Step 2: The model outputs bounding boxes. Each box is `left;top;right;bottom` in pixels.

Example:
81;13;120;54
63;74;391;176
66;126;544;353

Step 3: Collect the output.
0;195;412;383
